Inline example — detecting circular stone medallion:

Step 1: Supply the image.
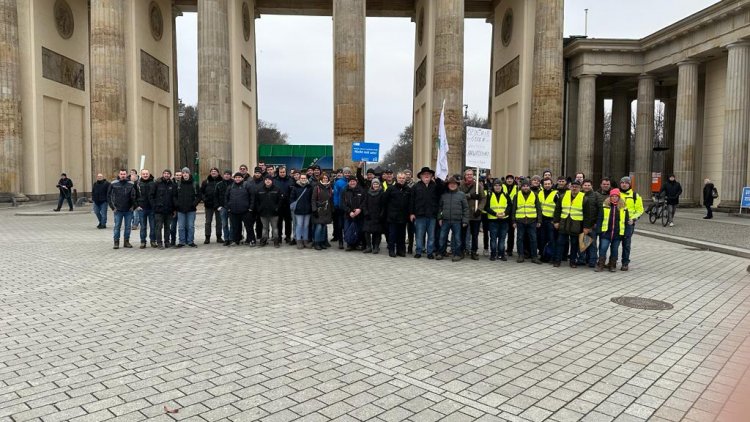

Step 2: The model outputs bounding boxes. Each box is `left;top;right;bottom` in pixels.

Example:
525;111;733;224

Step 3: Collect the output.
611;297;674;311
501;8;513;47
417;7;425;47
149;2;164;41
54;0;74;40
242;2;251;42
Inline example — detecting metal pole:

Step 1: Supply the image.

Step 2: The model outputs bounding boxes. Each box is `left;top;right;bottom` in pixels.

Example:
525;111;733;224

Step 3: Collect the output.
584;9;589;37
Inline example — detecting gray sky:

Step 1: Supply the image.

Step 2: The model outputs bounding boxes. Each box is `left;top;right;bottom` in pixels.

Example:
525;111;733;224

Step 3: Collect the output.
176;0;717;152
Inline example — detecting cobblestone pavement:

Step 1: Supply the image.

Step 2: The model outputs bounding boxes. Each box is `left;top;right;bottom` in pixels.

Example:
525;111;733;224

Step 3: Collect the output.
1;207;749;422
637;207;750;250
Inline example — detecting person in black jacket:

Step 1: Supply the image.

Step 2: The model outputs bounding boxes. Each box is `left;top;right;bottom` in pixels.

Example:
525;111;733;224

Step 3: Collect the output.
342;176;365;251
151;170;175;249
290;174;314;249
702;178;716;219
409;167;443;259
173;167;202;247
136;169;157;248
223;172;255;246
200;168;223;244
274;166;294;243
107;169;137;249
91;173;110;229
361;179;385;254
383;172;411;257
53;173;74;212
215;170;233;243
255;175;282;247
660;174;683;227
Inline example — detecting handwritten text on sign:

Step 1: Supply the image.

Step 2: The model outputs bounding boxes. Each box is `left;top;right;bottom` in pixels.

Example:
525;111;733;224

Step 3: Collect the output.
465;127;492;169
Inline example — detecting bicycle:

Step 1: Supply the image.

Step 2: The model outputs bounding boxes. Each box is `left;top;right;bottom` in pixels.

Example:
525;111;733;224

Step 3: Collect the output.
646;194;669;226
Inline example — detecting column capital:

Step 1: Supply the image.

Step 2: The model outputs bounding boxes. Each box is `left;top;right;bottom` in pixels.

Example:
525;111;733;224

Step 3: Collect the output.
677;59;700;67
171;5;183;19
638;73;656;81
725;40;750;50
577;74;598;80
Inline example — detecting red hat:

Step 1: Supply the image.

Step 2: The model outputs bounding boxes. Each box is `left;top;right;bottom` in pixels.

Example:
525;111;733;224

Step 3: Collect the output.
609;188;621;196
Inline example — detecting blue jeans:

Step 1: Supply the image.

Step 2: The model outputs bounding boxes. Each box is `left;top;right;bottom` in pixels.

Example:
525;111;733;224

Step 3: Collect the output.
93;201;108;226
295;214;311;241
622;223;635;265
220;208;231;241
177;211;196;245
515;221;538;258
414;217;436;255
555;233;579;264
139;209;156;243
462;220;481;254
488;219;509;257
314;224;328;243
539;219;555;260
132;209;140;227
599;234;622;263
440;221;463;256
113;210;133;241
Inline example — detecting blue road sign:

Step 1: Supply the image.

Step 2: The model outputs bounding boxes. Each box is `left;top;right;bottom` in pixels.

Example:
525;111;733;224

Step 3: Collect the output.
352;142;380;162
741;187;750;209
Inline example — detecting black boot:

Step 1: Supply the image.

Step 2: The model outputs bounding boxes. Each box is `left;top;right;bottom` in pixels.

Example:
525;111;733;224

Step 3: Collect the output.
273;238;280;248
123;240;133;248
363;235;372;253
113;240;119;250
314;242;323;251
204;237;210;244
338;240;344;250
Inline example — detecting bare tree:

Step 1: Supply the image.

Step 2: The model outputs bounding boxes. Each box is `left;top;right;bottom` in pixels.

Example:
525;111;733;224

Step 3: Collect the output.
258;120;289;145
178;102;198;172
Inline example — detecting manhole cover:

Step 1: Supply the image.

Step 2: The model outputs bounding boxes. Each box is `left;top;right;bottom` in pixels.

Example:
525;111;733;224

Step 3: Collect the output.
611;297;674;310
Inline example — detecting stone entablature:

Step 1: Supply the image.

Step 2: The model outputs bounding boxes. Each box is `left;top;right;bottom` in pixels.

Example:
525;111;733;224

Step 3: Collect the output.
565;0;750;77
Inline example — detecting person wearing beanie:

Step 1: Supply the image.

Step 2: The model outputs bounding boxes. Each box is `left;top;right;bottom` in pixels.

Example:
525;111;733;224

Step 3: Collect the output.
200;167;224;244
332;167;352;248
152;169;175;249
596;188;627;272
361;179;385;254
659;174;683;227
511;179;543;264
214;170;234;245
53;172;74;212
618;176;643;271
503;174;518;257
173;167;201;248
342;175;365;251
484;179;512;261
255;173;282;247
224;172;255;246
273;166;294;244
437;175;469;262
355;161;375;189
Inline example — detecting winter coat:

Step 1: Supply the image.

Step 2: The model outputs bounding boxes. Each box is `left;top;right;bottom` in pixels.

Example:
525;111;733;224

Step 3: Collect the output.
362;190;385;232
703;183;716;207
214;178;232;208
289;182;313;215
439;189;469;224
410;179;443;218
136;175;156;209
225;181;254;214
660;180;683;205
311;183;334;225
332;177;348;208
343;185;365;221
598;197;629;240
273;175;293;203
151;177;175;214
255;183;281;218
91;179;110;204
200;175;223;208
383;182;411;224
459;181;487;221
107;179;136;212
56;177;73;196
173;176;201;213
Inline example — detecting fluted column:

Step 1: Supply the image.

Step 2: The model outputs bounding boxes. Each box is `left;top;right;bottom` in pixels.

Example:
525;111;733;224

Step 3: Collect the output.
635;74;655;191
576;74;596;177
721;41;750;208
529;0;564;176
333;0;365;169
610;89;629;179
198;0;232;176
673;60;699;203
432;0;464;174
594;92;604;181
91;0;127;177
663;96;676;176
0;0;22;195
565;78;579;174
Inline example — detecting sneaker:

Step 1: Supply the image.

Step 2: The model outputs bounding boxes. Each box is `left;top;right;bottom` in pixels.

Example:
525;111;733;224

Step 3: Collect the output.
389;251;397;258
517;257;525;263
176;244;185;248
621;264;629;271
531;258;543;265
489;255;496;261
139;242;146;249
435;254;443;261
500;255;507;261
414;254;422;259
188;243;197;247
427;254;435;260
669;222;674;227
150;242;157;248
483;249;489;256
452;255;463;262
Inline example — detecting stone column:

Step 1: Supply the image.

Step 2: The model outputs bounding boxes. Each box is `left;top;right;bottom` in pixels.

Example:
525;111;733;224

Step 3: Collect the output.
565;78;579;175
91;0;128;178
432;0;464;175
0;0;23;195
529;0;564;176
663;96;676;176
333;0;365;170
172;5;182;170
721;41;750;208
634;74;655;192
575;74;596;177
593;92;604;181
198;0;232;176
673;60;699;203
610;89;629;179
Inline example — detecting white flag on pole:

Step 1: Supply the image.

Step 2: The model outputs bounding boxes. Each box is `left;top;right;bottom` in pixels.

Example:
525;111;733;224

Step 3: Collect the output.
436;100;450;180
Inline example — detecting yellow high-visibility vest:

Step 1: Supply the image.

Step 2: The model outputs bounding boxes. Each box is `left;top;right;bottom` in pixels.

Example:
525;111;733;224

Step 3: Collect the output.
515;192;538;219
540;190;556;218
502;184;517;200
600;205;627;236
619;190;643;220
561;191;584;221
487;192;509;220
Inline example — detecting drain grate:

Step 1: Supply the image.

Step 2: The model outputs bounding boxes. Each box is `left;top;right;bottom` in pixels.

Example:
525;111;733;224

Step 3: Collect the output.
611;297;674;310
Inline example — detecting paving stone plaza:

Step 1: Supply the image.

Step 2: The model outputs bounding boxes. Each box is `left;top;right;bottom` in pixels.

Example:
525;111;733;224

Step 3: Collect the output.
1;205;749;422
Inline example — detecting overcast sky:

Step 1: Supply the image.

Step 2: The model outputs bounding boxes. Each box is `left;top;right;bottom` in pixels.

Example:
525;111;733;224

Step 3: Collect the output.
176;0;717;152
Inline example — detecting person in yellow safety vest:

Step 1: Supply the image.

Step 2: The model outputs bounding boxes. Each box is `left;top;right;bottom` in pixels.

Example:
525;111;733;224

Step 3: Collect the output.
502;174;518;257
618;176;643;271
596;188;629;272
511;179;543;264
538;178;558;262
381;169;393;192
483;179;512;261
552;180;591;268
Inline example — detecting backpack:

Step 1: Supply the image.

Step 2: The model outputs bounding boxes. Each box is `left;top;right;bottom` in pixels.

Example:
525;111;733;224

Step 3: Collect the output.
711;187;719;199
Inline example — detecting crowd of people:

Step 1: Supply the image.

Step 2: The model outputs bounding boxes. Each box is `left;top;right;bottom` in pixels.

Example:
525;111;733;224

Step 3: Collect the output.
92;161;658;272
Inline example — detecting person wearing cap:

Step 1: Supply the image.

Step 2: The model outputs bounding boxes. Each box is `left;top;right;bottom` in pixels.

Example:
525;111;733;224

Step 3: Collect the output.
383;171;411;257
108;169;137;249
459;169;487;260
152;169;175;249
215;170;233;245
200;167;224;244
596;188;628;272
311;173;334;250
342;175;365;251
410;167;443;259
225;172;255;246
503;174;518;257
553;180;587;267
538;178;558;262
618;176;643;271
381;169;394;192
361;179;385;254
511;179;543;264
484;179;512;261
173;167;202;247
255;174;282;247
356;161;375;189
53;172;74;212
659;174;683;227
437;175;469;261
332;167;352;249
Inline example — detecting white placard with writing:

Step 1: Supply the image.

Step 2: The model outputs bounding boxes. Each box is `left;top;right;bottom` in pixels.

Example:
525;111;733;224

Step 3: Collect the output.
465;127;492;169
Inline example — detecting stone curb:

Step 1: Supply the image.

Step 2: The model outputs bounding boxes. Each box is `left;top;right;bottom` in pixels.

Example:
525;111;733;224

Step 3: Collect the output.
636;229;750;259
15;210;92;217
